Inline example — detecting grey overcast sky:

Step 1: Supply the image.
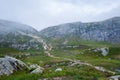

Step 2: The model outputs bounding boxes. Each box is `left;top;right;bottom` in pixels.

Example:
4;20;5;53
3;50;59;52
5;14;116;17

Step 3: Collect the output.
0;0;120;30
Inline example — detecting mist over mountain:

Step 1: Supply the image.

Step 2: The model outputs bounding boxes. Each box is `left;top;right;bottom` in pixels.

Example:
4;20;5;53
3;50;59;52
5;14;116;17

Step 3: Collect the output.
40;17;120;43
0;19;38;35
0;17;120;80
0;20;42;51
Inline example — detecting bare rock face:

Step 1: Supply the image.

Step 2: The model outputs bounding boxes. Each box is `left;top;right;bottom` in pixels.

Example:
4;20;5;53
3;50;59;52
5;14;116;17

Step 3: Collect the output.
40;17;120;43
0;56;27;76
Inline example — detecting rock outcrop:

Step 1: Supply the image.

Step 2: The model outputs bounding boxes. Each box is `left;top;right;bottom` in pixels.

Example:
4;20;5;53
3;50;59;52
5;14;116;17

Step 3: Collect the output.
0;56;28;76
0;19;43;51
93;47;109;56
55;68;62;72
30;67;44;74
30;64;44;74
40;17;120;43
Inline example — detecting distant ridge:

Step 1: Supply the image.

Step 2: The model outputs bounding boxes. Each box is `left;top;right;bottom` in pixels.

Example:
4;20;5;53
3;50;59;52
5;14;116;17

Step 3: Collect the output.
40;17;120;43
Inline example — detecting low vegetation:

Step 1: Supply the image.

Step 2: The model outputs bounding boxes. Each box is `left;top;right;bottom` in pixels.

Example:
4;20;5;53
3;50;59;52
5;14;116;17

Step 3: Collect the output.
0;39;120;80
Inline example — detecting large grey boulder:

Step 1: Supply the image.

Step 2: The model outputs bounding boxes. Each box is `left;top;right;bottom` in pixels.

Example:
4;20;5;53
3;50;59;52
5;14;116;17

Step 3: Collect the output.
93;47;109;56
0;56;27;76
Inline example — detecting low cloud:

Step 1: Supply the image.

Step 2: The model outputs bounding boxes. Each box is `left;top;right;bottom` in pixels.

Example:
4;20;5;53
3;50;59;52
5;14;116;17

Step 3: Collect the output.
0;0;120;30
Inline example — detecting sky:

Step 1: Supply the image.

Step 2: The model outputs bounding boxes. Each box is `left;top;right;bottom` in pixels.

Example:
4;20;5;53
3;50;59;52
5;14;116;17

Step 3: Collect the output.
0;0;120;30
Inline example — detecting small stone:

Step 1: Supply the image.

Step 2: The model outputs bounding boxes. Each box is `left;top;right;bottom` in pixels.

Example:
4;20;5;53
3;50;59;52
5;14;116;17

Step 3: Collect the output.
31;66;44;74
55;68;62;72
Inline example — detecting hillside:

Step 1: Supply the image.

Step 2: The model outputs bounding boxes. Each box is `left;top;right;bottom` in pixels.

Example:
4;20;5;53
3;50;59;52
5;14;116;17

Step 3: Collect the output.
40;17;120;43
0;20;43;53
0;19;38;35
0;18;120;80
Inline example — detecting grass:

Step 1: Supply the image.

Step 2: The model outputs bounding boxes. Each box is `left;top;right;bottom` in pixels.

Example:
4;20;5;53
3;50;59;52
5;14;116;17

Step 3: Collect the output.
0;71;41;80
0;47;111;80
45;36;113;48
0;38;120;80
50;45;120;73
0;63;108;80
0;48;19;56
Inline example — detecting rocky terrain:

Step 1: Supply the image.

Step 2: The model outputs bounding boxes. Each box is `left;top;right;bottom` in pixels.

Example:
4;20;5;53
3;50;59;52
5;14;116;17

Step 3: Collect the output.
0;17;120;80
40;17;120;43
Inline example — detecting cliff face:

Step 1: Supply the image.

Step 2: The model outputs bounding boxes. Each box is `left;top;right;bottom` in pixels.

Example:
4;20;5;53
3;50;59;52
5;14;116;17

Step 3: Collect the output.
40;17;120;43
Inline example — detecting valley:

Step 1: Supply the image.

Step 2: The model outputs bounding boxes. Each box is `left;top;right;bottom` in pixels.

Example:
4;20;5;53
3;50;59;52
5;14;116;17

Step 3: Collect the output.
0;17;120;80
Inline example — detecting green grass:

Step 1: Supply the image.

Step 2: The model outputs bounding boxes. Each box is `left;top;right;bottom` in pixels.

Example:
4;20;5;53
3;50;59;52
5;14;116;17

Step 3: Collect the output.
0;71;41;80
0;48;19;56
0;63;108;80
45;36;113;48
50;46;120;72
0;38;120;80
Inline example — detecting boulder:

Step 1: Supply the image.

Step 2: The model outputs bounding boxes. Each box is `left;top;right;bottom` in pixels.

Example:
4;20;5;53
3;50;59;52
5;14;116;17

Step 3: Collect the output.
30;66;44;74
0;56;27;76
93;47;109;56
55;68;62;72
109;75;120;80
29;64;40;69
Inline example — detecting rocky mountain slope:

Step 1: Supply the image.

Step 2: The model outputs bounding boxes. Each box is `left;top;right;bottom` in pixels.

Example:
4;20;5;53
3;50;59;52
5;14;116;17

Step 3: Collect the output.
0;20;42;51
40;17;120;43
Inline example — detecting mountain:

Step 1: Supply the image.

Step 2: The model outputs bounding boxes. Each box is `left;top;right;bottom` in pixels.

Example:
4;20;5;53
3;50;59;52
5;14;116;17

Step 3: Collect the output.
0;19;37;35
0;20;43;51
40;17;120;43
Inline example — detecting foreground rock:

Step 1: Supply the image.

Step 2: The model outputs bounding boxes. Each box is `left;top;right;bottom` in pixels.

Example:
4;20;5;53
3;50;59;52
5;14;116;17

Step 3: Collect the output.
0;56;28;76
30;64;44;74
30;67;44;74
55;68;62;72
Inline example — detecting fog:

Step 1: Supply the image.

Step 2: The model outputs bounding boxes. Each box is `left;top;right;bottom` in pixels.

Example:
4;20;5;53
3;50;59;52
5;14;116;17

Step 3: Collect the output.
0;0;120;30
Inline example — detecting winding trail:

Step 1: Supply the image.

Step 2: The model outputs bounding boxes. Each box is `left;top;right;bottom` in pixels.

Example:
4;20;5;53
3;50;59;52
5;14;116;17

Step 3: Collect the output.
18;31;58;58
19;31;117;80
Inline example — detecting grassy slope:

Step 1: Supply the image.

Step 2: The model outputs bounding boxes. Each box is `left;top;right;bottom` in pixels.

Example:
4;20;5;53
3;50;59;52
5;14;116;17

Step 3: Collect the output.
0;38;120;80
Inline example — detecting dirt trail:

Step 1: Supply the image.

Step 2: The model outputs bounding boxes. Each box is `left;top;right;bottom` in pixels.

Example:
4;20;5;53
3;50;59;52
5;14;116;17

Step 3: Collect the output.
19;31;116;79
19;31;57;58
